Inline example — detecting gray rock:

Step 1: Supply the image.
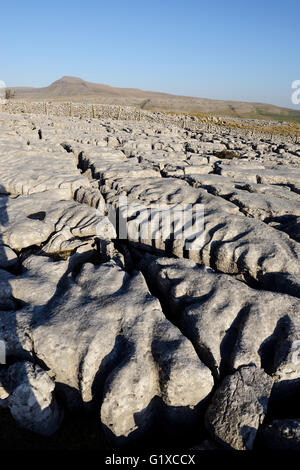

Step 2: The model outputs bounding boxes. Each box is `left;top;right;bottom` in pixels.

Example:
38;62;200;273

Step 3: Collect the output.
0;144;90;197
1;189;115;252
1;109;300;449
226;189;300;220
30;261;213;442
205;366;273;450
0;268;16;310
6;361;63;436
217;165;300;192
9;255;69;306
261;419;300;450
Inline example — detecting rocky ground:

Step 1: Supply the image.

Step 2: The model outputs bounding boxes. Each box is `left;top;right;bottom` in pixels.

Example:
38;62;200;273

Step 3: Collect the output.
0;110;300;450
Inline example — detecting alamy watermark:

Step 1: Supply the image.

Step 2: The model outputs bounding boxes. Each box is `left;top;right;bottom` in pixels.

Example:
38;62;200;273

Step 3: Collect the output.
291;80;300;105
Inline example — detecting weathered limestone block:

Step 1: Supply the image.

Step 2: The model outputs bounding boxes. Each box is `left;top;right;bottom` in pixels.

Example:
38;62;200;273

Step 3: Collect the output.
260;419;300;450
186;141;226;154
103;176;239;214
9;255;69;306
1;189;116;252
199;208;300;297
117;191;300;297
0;255;70;357
0;268;17;310
269;215;300;242
216;165;300;192
0;244;18;269
226;189;300;220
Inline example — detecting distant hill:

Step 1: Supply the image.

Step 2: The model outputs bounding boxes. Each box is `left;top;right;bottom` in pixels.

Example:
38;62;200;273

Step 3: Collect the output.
10;76;300;122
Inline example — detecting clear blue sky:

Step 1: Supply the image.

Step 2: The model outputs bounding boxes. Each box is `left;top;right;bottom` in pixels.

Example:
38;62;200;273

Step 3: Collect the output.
1;0;299;108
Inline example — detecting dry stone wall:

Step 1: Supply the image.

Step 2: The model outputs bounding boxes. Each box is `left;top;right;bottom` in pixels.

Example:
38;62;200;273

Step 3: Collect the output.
0;109;300;450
